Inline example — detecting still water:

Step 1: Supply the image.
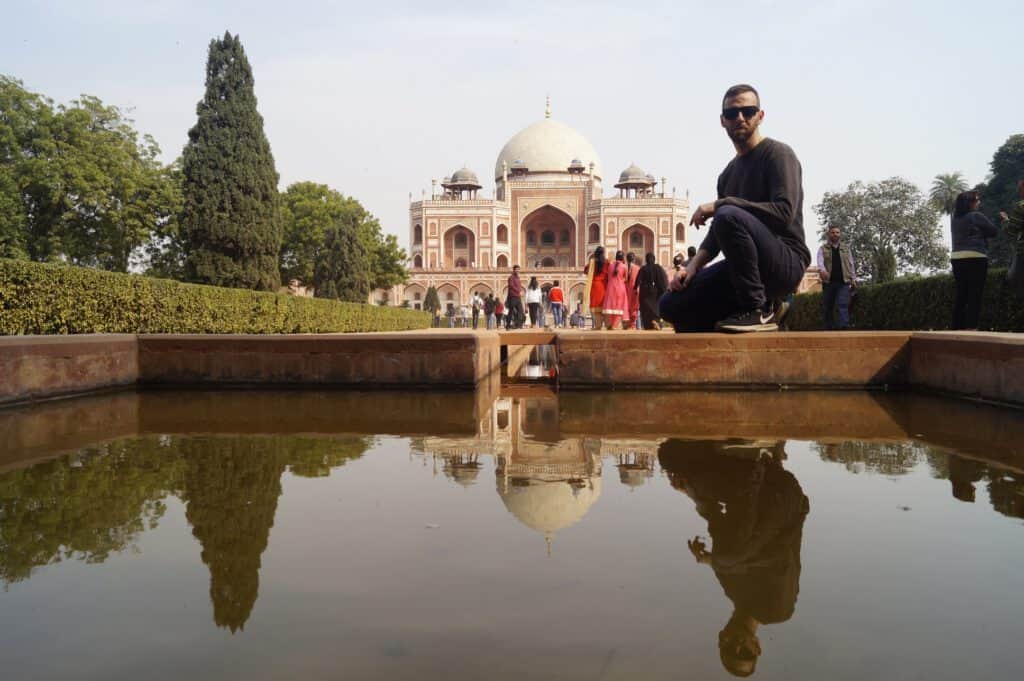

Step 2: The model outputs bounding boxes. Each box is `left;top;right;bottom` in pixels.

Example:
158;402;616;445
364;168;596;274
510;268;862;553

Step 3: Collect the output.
1;389;1022;680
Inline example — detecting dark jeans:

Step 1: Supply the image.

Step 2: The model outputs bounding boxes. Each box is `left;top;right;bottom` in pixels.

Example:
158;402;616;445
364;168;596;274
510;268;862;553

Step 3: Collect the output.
472;310;479;329
658;206;806;332
952;257;988;329
528;302;540;327
506;297;524;329
823;282;851;330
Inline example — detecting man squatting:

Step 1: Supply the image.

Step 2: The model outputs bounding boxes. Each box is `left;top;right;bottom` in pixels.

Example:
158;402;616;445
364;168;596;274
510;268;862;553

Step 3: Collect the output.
660;84;811;332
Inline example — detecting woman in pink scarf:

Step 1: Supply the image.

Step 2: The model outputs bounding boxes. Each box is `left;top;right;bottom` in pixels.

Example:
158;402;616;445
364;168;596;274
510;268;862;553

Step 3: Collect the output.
602;250;629;329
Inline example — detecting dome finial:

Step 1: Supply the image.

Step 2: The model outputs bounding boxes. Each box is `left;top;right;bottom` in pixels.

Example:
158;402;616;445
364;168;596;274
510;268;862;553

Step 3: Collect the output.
545;94;551;119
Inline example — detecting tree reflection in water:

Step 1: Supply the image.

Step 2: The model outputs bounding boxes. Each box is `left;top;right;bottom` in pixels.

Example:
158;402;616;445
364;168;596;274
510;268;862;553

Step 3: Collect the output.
659;439;808;678
0;435;370;633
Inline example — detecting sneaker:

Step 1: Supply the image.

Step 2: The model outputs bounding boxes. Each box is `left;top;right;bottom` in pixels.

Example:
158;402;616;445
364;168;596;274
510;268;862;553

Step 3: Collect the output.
715;308;778;333
772;296;792;329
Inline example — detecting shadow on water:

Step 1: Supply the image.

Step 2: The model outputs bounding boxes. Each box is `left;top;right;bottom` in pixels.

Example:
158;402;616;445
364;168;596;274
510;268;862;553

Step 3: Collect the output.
0;386;1022;672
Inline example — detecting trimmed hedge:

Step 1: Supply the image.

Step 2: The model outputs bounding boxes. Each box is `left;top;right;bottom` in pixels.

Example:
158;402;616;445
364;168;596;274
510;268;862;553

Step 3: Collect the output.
787;268;1024;331
0;259;430;335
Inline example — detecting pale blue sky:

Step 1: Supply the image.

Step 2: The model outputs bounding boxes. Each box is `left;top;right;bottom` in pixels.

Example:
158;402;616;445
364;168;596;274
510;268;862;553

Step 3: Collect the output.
3;0;1021;251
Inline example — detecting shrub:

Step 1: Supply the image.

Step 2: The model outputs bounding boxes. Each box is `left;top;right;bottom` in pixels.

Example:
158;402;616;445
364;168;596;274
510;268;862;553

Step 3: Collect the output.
0;259;430;335
787;268;1024;331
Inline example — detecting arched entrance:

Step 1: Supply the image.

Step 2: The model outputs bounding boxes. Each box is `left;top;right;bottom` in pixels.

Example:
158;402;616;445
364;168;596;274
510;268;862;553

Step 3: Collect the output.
521;205;576;269
443;226;475;269
496;254;509;269
622;223;655;262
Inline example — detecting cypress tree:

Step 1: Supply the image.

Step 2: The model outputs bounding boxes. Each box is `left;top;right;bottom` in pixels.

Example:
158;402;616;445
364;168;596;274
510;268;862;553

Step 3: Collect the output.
181;32;281;290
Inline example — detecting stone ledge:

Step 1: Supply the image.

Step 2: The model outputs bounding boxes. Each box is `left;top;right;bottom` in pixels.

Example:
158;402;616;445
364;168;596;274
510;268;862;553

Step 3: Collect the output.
0;334;138;406
555;331;912;388
910;331;1024;406
138;332;499;388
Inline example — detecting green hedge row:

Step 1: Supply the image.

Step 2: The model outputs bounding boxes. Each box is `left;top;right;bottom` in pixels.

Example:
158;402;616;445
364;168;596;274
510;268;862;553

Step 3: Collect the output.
787;268;1024;331
0;259;430;335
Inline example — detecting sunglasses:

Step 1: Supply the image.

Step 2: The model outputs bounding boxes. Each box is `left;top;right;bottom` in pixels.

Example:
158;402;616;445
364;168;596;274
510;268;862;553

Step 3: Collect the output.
722;106;760;121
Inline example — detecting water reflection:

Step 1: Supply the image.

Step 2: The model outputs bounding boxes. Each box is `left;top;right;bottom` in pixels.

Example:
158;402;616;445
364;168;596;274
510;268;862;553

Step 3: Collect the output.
660;439;807;677
1;388;1023;660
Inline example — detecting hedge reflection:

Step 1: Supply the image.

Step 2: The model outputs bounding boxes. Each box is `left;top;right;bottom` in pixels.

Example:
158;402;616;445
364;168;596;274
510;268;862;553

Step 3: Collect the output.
0;434;370;632
813;441;1024;520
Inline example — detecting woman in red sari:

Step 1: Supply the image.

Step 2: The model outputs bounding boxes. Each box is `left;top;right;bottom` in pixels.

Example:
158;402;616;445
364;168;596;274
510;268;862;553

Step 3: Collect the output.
602;250;629;330
584;246;608;329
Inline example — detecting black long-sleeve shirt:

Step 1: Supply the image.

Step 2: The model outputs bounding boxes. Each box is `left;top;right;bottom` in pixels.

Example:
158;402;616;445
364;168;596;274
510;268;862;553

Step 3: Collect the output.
700;138;811;267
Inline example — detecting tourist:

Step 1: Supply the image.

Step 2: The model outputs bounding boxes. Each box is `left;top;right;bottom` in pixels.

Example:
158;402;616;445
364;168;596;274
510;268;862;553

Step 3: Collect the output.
660;84;811;332
471;292;482;329
525;276;542;328
484;294;495;330
494;299;504;329
538;287;547;328
446;305;455;328
817;225;857;330
584;246;609;329
1000;179;1024;299
460;304;471;328
506;265;525;330
682;246;697;267
635;252;668;330
602;250;629;330
949;191;999;330
624;252;640;329
659;438;808;679
672;253;685;273
548;280;565;328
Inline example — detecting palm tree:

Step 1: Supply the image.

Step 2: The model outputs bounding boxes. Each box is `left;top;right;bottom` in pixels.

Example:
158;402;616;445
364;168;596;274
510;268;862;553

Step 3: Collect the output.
930;172;969;215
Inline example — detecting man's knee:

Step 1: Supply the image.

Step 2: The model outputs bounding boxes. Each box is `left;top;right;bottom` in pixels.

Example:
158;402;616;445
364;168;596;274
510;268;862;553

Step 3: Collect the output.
659;290;681;322
712;204;751;234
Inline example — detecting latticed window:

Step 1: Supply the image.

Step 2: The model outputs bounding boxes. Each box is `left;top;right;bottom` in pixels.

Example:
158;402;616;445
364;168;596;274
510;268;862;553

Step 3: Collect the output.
541;230;555;245
454;232;468;248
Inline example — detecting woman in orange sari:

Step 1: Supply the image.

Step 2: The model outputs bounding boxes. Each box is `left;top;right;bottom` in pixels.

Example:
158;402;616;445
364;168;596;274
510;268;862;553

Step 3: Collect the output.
583;246;608;329
623;252;641;329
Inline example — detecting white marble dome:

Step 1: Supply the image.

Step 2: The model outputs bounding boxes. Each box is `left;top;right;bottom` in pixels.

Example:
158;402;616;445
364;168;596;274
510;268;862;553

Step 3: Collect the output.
498;476;602;535
494;118;603;180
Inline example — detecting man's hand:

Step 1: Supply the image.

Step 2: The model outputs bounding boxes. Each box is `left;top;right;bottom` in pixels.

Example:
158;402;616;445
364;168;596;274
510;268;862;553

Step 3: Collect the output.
669;260;700;291
687;536;712;564
689;201;716;228
819;270;830;284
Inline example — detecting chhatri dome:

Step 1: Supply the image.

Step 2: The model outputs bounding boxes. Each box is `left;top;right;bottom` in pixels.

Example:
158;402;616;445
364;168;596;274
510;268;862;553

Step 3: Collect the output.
493;98;603;180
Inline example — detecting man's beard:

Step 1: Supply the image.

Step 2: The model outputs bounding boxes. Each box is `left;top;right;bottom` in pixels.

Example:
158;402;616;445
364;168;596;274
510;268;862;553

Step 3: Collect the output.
727;126;754;144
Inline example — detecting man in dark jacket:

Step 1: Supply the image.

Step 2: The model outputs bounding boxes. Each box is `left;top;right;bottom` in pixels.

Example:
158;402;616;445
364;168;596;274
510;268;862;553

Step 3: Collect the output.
660;84;811;332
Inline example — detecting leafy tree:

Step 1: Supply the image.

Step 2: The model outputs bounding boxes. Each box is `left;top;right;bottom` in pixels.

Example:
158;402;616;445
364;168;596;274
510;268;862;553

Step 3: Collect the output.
280;181;406;293
314;219;370;302
280;181;348;286
0;76;179;270
181;32;282;291
929;172;969;216
813;177;945;283
358;215;408;291
423;285;441;315
976;134;1024;266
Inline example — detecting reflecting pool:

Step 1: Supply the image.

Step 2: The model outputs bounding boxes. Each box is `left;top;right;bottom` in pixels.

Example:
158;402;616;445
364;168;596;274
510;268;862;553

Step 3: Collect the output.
1;389;1023;680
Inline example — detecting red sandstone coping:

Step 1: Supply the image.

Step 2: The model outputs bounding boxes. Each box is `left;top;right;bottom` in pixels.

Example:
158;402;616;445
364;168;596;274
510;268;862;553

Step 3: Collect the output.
0;330;1022;407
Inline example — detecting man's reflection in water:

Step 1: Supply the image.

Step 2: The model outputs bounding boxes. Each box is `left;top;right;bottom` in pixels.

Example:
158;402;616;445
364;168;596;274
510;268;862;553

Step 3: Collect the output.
658;439;809;677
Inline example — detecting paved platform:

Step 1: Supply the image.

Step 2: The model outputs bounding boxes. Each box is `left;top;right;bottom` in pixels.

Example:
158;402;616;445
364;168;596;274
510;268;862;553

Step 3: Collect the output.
1;330;1022;407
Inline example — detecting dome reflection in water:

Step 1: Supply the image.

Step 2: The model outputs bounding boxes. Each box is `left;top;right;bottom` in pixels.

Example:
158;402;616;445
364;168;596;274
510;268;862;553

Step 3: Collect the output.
1;389;1023;680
